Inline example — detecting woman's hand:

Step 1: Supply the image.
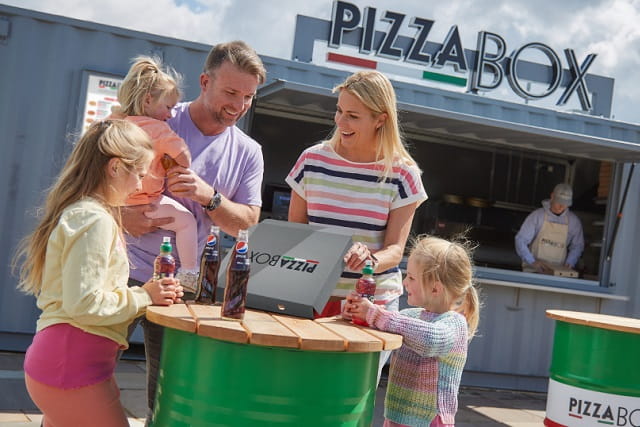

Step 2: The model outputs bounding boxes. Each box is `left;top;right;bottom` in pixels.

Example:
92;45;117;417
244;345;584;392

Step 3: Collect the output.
343;242;373;272
343;291;374;323
143;277;184;306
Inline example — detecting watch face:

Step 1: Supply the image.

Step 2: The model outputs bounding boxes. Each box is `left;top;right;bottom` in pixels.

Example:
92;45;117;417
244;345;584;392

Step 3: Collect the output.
206;192;221;211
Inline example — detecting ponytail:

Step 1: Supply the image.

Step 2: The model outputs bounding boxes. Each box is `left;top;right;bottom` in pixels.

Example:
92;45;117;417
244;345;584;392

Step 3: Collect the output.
458;282;481;340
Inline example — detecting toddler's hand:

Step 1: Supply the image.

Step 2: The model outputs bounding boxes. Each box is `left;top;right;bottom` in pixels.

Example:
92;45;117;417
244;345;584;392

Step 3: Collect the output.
161;154;178;171
341;296;353;321
344;291;374;324
172;280;185;304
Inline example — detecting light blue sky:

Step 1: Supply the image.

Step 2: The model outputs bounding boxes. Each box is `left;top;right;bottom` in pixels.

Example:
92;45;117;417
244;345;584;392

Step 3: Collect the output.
5;0;640;124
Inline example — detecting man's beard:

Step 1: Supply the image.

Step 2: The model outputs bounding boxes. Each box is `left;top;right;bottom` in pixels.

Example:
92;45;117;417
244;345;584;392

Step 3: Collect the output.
213;108;240;127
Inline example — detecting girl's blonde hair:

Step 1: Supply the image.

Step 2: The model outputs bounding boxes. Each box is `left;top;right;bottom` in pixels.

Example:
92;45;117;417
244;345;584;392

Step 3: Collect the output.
410;234;481;339
13;120;153;295
116;55;182;116
328;70;418;179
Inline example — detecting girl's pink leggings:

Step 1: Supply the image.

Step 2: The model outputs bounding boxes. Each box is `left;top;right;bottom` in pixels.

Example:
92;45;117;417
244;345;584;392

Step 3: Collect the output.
25;373;129;427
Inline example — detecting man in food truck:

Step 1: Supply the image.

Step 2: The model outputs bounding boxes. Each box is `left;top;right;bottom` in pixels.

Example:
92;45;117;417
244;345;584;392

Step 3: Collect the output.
514;183;585;275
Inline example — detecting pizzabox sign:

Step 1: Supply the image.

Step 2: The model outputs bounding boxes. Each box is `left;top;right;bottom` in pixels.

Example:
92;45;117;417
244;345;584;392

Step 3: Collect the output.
292;0;614;117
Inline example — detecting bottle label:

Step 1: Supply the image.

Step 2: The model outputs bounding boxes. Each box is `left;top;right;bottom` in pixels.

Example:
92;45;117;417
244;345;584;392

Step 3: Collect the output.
154;254;175;280
235;241;248;254
231;241;250;271
196;229;221;304
356;278;376;302
222;237;250;319
156;272;174;279
203;233;219;262
222;269;250;320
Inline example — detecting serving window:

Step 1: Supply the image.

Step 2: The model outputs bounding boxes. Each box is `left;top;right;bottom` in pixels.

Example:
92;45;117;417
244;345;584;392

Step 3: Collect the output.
404;130;607;280
251;80;631;290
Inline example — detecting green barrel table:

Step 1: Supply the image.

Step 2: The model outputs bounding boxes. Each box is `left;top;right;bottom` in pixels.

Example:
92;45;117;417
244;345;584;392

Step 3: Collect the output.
545;310;640;427
146;304;402;427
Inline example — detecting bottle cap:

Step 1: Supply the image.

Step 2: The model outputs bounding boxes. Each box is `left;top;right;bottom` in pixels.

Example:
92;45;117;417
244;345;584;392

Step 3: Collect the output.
362;259;374;275
160;236;172;252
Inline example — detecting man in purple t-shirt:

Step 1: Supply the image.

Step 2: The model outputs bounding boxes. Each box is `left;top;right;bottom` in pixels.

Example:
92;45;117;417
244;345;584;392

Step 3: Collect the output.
122;40;266;419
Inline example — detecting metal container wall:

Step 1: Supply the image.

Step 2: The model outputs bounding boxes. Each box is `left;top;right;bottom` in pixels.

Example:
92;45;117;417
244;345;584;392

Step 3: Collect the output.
605;164;640;317
454;284;606;392
0;5;210;348
152;328;378;427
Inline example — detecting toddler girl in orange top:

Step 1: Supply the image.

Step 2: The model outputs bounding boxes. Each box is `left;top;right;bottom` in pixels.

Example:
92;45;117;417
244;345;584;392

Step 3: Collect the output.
114;56;199;292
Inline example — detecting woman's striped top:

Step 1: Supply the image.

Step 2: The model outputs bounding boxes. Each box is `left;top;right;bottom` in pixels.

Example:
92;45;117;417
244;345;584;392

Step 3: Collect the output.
286;142;427;302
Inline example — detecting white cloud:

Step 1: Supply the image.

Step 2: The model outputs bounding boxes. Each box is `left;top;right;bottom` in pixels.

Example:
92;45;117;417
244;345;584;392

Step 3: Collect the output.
4;0;640;123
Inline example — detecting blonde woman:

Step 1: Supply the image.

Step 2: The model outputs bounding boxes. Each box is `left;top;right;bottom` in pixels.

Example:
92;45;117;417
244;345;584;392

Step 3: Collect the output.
286;70;428;374
14;120;182;427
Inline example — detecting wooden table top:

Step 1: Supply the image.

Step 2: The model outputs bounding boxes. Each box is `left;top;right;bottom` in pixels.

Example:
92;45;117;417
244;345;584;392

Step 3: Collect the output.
546;309;640;334
147;304;403;353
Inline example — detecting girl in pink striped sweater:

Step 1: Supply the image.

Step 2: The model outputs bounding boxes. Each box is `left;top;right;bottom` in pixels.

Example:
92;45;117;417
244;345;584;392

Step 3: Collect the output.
345;235;481;426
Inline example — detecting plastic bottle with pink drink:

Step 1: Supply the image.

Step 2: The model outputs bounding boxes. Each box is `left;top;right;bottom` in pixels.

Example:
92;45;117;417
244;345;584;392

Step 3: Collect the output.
353;260;376;327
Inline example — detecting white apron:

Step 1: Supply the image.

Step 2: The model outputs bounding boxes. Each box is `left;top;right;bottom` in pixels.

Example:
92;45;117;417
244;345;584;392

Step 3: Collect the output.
523;213;568;271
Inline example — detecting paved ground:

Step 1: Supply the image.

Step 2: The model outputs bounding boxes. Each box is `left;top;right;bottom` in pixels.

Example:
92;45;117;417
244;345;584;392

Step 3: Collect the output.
0;351;547;426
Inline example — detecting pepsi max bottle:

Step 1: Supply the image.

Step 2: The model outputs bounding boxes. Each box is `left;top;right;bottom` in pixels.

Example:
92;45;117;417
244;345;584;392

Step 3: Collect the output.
195;225;220;305
222;229;250;320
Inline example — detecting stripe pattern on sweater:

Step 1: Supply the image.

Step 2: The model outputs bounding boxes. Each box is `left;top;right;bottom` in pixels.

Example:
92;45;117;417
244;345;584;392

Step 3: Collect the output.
367;307;469;426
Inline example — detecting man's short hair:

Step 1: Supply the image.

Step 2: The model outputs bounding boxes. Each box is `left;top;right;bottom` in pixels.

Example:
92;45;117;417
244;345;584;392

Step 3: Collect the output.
203;40;266;84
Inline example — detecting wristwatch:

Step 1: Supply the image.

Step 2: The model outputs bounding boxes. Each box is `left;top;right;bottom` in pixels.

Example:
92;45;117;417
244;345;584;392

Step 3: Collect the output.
203;190;222;211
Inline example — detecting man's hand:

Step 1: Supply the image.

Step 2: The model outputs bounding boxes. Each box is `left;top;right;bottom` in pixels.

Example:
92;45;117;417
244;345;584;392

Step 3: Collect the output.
166;165;213;206
532;259;553;275
121;204;174;237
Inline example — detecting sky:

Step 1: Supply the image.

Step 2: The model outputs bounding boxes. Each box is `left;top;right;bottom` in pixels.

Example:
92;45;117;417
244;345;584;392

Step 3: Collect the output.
5;0;640;125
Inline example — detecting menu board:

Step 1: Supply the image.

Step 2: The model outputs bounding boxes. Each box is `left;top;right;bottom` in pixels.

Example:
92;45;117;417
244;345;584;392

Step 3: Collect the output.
79;72;123;133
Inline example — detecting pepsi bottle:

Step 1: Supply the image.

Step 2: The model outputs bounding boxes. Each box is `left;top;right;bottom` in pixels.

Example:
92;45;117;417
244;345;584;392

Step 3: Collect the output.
153;237;175;280
195;225;220;305
221;229;250;321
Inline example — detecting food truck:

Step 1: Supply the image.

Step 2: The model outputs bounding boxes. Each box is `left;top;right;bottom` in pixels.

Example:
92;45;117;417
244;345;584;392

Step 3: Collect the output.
1;3;639;392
